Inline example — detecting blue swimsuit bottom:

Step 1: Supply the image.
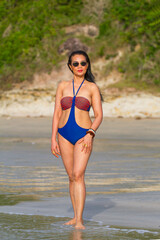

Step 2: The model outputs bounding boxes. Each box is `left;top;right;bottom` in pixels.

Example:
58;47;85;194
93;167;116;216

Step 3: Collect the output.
58;79;90;145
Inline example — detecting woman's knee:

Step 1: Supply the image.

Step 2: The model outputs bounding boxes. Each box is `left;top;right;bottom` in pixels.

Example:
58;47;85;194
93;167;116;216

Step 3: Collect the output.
68;174;74;182
73;171;84;182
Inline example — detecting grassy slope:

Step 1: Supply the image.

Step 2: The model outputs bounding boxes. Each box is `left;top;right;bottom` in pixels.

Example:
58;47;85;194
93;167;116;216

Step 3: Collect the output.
0;0;86;89
98;0;160;93
0;0;160;92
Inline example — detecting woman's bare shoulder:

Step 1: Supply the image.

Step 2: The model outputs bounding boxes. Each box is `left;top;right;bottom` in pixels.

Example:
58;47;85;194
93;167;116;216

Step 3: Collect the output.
86;81;99;91
57;80;71;89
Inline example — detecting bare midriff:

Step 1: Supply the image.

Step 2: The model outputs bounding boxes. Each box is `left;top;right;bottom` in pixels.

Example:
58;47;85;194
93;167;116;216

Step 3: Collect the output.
58;107;92;129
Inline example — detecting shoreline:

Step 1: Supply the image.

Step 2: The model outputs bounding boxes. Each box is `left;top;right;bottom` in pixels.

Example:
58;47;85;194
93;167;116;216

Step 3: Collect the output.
0;192;160;230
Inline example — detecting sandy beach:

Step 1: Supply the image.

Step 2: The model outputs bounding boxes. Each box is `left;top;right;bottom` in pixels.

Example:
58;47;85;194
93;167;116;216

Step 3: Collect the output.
0;117;160;239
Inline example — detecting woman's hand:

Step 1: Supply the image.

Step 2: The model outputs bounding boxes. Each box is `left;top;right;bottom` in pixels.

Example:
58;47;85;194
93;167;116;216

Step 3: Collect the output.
78;133;93;153
51;139;61;158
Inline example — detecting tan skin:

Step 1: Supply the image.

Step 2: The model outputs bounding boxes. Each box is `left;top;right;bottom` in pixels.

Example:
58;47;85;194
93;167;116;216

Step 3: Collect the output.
51;54;103;229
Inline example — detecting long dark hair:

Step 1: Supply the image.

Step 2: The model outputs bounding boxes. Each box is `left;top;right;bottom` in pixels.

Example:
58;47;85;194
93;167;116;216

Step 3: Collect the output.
67;50;103;101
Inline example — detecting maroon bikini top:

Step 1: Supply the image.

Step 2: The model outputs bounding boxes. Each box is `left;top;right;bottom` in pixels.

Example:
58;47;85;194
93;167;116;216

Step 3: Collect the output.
61;96;91;111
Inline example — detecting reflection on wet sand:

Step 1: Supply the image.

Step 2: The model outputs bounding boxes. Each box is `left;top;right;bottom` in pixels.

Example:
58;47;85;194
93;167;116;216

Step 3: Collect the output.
0;132;160;198
70;230;82;240
0;157;160;197
0;135;160;196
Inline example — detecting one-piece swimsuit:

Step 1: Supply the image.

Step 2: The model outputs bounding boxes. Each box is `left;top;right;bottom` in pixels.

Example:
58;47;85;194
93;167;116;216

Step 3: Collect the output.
58;79;91;145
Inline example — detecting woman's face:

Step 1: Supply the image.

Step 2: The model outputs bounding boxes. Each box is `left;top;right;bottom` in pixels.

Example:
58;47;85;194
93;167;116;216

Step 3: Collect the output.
69;54;88;77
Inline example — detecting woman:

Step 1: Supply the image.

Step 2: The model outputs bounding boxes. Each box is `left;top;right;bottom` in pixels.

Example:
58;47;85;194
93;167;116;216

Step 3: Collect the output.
51;50;103;229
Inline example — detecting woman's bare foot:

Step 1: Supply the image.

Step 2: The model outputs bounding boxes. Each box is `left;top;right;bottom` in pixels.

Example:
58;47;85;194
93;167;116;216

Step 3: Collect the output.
64;218;76;225
75;222;85;229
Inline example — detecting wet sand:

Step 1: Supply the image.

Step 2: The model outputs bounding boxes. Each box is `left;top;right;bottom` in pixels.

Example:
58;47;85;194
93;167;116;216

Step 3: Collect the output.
0;117;160;235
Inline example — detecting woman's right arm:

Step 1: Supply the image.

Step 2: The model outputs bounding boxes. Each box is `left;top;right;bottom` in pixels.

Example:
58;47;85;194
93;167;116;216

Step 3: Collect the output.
51;81;63;158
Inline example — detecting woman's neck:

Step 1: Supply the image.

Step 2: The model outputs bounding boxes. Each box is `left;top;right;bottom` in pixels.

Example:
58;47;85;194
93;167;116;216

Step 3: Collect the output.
73;75;85;84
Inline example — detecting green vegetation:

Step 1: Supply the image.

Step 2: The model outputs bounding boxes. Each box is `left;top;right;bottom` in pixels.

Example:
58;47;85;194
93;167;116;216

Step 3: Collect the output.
0;0;84;89
97;0;160;91
0;0;160;91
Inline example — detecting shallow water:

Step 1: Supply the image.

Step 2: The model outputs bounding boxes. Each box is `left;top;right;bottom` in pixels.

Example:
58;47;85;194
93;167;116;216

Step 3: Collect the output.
0;213;159;240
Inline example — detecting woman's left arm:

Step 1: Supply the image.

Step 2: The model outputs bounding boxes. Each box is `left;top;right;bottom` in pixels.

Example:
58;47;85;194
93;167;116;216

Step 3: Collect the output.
79;83;103;153
89;83;103;131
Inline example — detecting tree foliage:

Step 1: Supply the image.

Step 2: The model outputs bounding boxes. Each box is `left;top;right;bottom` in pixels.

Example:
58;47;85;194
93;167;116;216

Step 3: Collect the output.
147;0;160;29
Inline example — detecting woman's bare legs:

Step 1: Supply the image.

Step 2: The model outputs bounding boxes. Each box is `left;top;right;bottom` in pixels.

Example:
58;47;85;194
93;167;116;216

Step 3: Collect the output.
73;141;92;229
58;134;92;228
58;134;76;225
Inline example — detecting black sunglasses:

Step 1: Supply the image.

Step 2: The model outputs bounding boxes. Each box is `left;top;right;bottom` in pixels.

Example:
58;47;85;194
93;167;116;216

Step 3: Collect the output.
72;61;87;67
